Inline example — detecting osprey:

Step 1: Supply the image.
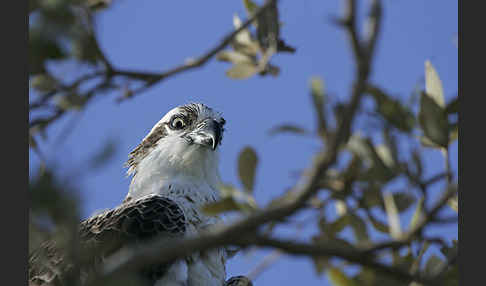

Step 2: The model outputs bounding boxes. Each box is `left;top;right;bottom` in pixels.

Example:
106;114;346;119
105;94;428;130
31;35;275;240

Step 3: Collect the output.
29;103;252;286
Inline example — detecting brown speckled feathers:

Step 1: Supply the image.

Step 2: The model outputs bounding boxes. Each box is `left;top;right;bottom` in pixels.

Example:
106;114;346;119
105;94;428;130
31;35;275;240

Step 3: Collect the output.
29;195;186;286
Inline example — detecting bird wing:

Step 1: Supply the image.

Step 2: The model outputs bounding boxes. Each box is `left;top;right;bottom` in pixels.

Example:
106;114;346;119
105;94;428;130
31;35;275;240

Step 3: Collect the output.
29;195;187;286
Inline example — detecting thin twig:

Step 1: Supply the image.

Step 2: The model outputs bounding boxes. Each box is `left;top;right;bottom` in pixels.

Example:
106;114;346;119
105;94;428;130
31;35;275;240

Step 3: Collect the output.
114;0;280;102
92;0;384;284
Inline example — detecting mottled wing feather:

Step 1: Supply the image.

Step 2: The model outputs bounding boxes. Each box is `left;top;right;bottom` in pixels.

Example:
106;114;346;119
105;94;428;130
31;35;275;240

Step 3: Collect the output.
224;275;254;286
29;195;187;286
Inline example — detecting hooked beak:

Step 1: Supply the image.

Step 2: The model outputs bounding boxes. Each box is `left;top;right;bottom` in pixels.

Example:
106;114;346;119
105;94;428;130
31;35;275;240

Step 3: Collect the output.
183;119;222;150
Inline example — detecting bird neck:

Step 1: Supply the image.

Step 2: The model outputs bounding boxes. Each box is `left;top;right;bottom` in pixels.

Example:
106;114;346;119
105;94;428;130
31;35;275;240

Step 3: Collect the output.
126;145;222;202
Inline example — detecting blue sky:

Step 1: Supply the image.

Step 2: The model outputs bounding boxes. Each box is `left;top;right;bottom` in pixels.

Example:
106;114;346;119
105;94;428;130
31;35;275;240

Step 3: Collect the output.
29;0;457;285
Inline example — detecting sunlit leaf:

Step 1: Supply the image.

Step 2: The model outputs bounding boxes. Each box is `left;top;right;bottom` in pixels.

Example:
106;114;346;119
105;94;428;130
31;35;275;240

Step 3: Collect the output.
232;14;259;56
449;123;458;143
383;192;402;239
202;197;240;216
375;145;394;168
242;0;259;17
347;134;374;166
348;135;395;182
327;267;357;286
30;74;59;93
218;183;238;197
448;195;458;212
55;93;87;110
425;60;445;108
310;76;327;136
409;197;424;230
226;62;259;79
419;136;441;149
238;146;258;192
419;92;449;148
335;200;347;216
217;50;255;65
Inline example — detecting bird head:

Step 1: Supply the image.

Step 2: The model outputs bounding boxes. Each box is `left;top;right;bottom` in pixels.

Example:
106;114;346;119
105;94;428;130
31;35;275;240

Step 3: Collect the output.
125;103;226;197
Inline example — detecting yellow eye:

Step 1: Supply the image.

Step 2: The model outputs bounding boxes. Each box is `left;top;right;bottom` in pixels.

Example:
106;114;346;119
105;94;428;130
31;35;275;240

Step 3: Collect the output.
170;117;186;130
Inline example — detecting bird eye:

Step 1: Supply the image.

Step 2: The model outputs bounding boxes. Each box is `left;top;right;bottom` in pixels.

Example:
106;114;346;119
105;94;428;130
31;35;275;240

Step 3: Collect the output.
170;117;186;130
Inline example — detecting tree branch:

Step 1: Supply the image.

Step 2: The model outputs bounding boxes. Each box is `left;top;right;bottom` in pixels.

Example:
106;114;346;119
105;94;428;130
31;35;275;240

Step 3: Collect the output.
90;0;385;284
114;0;280;102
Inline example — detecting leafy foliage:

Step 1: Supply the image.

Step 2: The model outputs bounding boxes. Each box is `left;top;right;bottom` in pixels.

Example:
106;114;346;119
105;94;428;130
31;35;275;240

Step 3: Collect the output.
29;1;458;285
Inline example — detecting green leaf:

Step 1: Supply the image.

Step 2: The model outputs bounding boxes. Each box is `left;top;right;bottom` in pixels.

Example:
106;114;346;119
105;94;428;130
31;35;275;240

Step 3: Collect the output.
242;0;259;16
29;28;66;74
226;62;259;79
218;183;238;197
348;136;395;182
445;97;458;114
29;133;38;150
448;195;458;212
440;240;458;260
424;255;445;276
312;256;329;274
362;186;382;208
217;50;254;65
202;197;240;215
411;149;423;179
327;215;350;235
232;14;259;56
71;32;102;64
375;145;395;168
347;135;374;166
449;122;458;143
55;92;87;110
327;267;358;286
268;124;310;136
256;1;279;51
349;214;369;243
89;140;117;169
425;60;445;108
419;136;441;149
383;192;402;239
392;192;416;213
310;76;327;136
410;241;429;275
409;197;424;230
368;216;389;234
30;74;59;93
87;0;112;10
367;85;415;132
238;146;258;192
419;92;449;148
